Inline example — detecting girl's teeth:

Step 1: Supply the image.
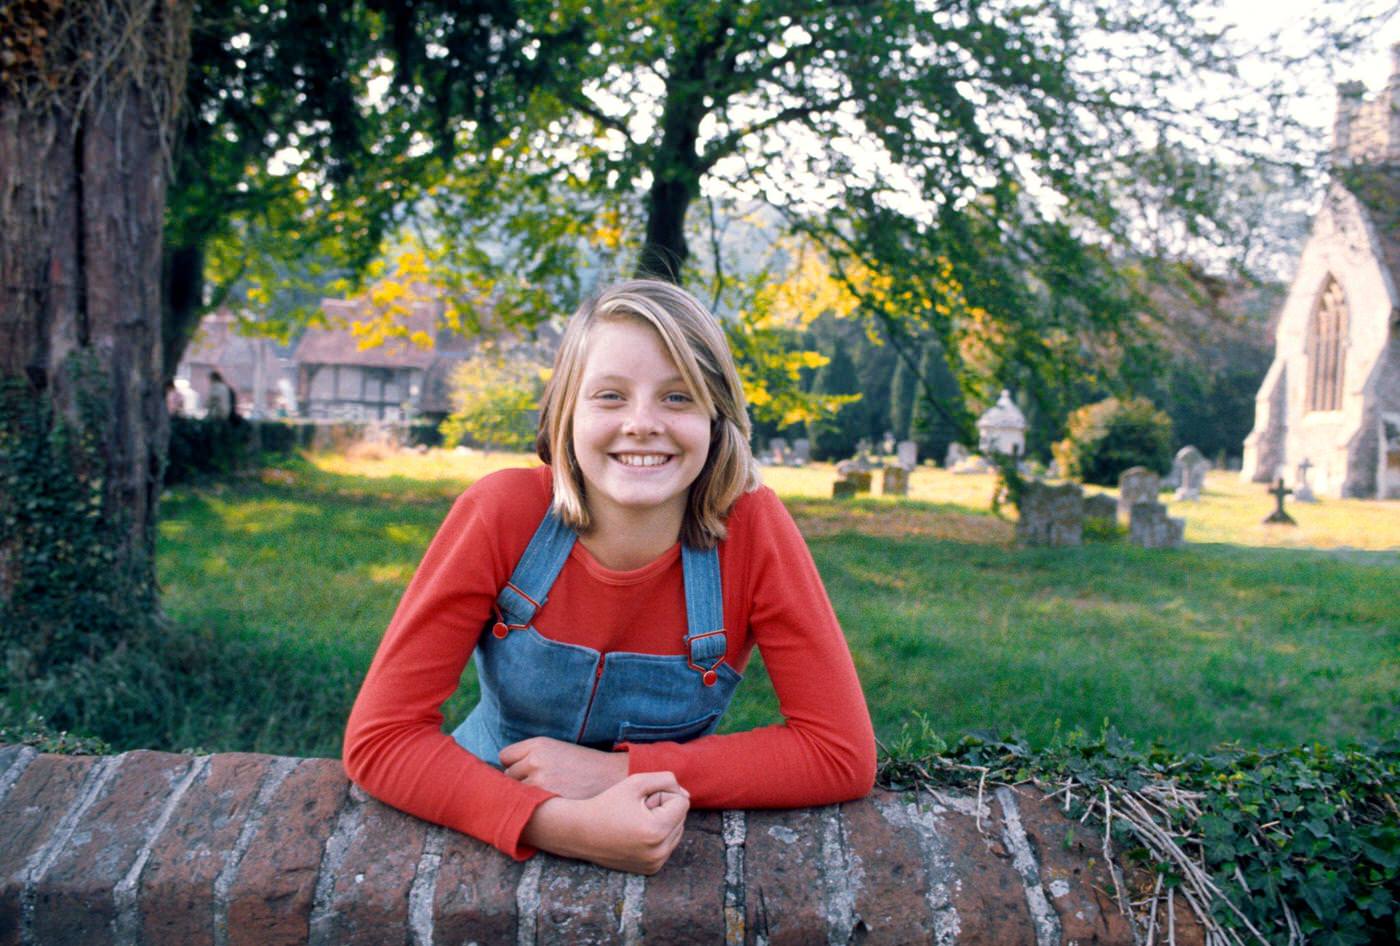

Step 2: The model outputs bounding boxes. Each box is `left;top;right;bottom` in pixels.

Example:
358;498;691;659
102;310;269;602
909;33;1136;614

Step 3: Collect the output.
618;454;668;466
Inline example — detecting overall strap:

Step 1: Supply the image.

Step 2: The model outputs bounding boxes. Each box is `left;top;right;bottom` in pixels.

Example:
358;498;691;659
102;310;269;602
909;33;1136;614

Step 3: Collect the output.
681;544;726;685
495;510;578;629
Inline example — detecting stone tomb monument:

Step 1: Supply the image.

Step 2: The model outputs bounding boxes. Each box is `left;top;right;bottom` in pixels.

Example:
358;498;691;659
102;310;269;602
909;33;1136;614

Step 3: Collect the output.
1016;480;1084;547
1117;467;1160;523
944;442;970;468
768;437;789;466
1172;446;1209;501
791;438;811;465
1129;501;1185;548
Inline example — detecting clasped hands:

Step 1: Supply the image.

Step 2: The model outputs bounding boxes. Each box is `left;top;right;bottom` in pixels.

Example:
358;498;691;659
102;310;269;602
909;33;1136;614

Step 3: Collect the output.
504;736;689;875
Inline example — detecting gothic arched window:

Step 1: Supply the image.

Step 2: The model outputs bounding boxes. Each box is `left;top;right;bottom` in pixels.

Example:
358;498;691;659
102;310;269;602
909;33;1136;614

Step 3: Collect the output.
1306;277;1347;412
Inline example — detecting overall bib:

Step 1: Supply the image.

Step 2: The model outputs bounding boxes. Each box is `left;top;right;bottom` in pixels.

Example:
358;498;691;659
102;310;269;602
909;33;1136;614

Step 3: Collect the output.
452;510;743;765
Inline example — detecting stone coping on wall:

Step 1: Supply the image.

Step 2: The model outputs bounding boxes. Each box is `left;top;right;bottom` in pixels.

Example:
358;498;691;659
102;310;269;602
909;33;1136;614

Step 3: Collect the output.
0;745;1205;945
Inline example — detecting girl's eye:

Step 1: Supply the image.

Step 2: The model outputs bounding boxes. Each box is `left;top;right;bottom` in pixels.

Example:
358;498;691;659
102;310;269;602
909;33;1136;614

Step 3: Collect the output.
664;392;693;405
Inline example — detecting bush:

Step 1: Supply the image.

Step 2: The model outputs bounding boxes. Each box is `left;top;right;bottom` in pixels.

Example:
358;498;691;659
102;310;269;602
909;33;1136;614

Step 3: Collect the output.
441;355;544;452
1053;396;1173;486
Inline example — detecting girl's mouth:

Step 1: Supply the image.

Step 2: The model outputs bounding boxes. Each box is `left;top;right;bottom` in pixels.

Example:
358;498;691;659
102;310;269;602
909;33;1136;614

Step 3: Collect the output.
612;453;673;467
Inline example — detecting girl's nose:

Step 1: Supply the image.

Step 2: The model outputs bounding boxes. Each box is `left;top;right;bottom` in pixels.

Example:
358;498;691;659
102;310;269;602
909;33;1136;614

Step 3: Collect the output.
623;402;662;436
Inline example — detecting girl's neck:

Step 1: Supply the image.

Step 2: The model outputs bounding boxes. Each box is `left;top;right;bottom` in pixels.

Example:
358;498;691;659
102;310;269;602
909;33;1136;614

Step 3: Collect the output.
579;502;684;571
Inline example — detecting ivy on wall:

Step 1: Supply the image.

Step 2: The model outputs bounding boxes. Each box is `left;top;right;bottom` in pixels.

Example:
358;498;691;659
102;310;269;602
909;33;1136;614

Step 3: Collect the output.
882;722;1400;945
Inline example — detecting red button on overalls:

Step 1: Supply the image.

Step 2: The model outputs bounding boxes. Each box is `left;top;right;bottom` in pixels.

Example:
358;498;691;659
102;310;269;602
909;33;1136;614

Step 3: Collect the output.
492;622;509;639
702;669;717;687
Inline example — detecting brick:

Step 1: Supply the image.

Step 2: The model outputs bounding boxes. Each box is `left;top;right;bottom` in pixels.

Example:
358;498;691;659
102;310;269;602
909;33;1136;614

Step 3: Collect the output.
743;807;826;946
1012;787;1136;945
432;830;522;944
31;750;196;945
535;853;629;945
139;753;281;946
843;793;934;944
0;754;100;946
312;790;429;946
226;757;347;946
919;790;1035;945
641;809;724;944
0;746;35;797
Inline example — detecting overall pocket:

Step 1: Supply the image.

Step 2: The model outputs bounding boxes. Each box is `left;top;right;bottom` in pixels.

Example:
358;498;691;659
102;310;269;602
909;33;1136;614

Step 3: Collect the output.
617;710;721;744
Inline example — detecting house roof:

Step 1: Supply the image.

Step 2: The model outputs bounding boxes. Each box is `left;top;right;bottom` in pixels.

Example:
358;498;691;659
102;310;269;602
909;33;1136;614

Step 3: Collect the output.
294;297;462;370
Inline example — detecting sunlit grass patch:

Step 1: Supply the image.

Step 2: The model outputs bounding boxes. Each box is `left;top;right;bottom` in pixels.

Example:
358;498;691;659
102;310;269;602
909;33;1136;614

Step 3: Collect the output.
148;447;1399;758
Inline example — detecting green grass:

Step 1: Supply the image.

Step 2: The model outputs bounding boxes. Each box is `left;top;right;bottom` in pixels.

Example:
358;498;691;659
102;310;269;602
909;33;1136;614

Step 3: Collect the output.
148;450;1399;758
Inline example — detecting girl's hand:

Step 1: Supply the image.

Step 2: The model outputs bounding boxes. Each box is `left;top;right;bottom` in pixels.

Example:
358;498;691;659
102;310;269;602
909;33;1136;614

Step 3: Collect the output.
500;736;630;799
521;771;690;874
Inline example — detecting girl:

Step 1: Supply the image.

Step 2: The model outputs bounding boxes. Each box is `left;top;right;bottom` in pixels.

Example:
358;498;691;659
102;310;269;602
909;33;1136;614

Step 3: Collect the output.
344;279;875;874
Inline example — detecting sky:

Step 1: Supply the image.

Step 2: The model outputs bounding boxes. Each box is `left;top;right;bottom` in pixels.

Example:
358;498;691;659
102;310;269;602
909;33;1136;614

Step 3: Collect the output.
1218;0;1397;134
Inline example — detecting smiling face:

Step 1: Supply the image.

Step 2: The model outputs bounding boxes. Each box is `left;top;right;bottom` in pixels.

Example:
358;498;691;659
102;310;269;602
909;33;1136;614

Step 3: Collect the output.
570;317;713;536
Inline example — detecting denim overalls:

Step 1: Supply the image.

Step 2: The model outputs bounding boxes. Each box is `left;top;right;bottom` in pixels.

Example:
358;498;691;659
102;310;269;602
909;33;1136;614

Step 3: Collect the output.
452;510;743;765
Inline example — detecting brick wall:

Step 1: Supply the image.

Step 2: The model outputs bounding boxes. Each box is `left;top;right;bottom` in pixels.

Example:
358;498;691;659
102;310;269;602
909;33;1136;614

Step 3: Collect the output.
0;745;1203;944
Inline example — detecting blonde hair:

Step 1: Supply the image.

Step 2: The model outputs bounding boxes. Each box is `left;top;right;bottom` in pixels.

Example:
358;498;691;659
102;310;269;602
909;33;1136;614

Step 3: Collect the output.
536;279;759;549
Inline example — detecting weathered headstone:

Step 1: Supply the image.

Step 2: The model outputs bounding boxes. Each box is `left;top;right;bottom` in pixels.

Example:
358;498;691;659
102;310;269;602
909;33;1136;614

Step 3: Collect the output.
896;440;918;471
791;438;811;465
1294;458;1317;503
768;437;789;463
832;479;858;499
1117;467;1160;523
882;431;896;455
881;465;909;497
951;454;991;475
1016;480;1084;547
844;470;873;493
944;442;970;468
1129;501;1185;548
1172;446;1209;501
1083;493;1118;530
1264;478;1296;524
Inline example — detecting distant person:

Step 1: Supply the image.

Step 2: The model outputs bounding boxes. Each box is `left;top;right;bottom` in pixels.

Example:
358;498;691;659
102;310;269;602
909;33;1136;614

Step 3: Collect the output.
164;380;183;417
206;371;234;421
344;279;875;875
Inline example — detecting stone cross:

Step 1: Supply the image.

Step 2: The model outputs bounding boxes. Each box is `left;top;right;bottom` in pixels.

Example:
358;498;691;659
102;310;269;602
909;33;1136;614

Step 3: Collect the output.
1263;478;1297;525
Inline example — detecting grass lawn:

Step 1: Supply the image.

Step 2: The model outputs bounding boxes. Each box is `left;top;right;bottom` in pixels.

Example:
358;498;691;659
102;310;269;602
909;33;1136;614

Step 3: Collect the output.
154;449;1399;758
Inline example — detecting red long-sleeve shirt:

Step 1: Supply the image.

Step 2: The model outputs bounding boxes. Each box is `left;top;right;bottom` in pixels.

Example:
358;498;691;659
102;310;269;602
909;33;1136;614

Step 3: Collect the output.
343;465;875;858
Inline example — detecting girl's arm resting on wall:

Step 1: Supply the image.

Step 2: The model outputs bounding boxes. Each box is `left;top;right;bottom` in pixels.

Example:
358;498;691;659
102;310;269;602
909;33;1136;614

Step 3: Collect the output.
622;488;877;808
343;475;560;860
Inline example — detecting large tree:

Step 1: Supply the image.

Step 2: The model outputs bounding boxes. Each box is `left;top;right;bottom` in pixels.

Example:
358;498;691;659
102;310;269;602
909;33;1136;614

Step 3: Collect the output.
2;0;193;669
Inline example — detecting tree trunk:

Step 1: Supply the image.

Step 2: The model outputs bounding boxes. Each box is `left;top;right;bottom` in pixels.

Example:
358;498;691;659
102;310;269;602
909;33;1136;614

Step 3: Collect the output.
0;0;192;668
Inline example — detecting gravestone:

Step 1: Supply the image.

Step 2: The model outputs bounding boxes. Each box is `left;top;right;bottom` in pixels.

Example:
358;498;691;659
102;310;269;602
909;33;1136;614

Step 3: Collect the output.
1294;458;1317;503
1016;480;1084;547
896;440;918;471
944;442;970;468
881;465;910;497
1263;478;1296;525
791;438;811;465
1117;467;1160;523
951;454;991;475
1083;493;1118;529
769;437;790;466
882;431;896;455
832;479;858;499
843;470;873;493
1172;446;1209;501
1129;501;1185;548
